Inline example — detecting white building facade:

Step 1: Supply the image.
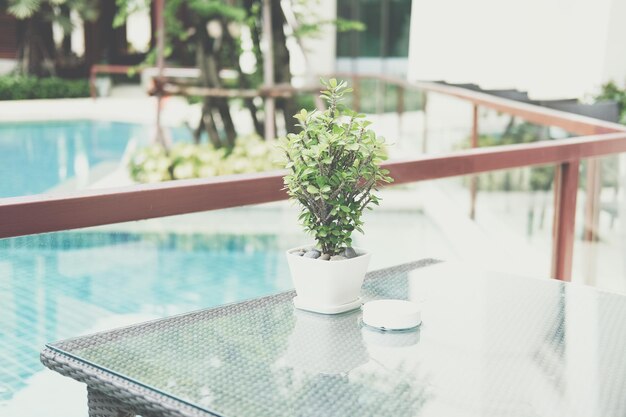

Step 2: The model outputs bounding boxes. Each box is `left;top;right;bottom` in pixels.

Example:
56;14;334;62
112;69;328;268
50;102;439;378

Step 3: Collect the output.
406;0;626;99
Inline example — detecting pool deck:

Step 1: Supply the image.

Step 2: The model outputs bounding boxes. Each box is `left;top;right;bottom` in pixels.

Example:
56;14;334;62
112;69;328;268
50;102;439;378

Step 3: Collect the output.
0;96;194;126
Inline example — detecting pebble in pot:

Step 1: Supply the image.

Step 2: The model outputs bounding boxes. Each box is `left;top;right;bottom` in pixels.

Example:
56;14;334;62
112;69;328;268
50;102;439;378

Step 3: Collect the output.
304;249;321;259
319;253;331;261
342;247;357;259
330;255;347;261
292;250;306;256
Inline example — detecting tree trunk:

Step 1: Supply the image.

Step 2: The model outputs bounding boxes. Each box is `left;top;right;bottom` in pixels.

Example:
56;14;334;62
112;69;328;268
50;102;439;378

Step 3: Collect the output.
193;116;205;144
217;99;237;147
60;5;72;56
271;1;297;134
15;8;56;76
206;52;237;147
202;103;223;148
221;18;263;137
195;26;238;148
244;0;268;136
196;35;224;147
84;0;127;69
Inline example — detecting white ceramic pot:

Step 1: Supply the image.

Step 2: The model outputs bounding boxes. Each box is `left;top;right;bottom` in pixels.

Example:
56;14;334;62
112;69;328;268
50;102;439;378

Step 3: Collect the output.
286;245;371;314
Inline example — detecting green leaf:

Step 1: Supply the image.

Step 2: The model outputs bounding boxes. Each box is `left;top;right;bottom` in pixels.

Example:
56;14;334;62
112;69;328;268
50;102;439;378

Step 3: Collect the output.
7;0;41;19
306;185;319;194
302;167;316;176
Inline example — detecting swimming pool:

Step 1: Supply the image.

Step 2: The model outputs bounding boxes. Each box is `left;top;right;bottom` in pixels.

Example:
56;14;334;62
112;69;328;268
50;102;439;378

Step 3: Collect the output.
0;120;191;198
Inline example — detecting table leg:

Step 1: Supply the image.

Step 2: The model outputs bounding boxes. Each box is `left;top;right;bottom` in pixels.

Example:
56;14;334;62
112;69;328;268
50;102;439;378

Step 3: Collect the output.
87;386;135;417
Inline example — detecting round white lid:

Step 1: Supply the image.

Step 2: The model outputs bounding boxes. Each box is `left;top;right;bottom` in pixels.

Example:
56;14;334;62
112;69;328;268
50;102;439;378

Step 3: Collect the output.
362;299;421;330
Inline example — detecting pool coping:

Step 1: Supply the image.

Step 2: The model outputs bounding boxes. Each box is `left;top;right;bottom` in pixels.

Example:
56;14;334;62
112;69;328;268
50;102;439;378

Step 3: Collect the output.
0;96;195;127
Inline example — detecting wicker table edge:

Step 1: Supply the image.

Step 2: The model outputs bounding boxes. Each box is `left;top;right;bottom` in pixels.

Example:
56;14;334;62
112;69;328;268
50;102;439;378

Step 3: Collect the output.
40;347;217;417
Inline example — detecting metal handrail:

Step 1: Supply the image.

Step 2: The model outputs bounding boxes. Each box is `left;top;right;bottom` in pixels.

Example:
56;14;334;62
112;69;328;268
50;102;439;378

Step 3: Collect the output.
2;131;624;223
332;72;626;135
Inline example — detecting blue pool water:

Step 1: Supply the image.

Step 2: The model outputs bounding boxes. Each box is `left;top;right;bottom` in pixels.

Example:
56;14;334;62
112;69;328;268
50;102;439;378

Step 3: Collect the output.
0;231;293;409
0;120;191;198
0;120;292;413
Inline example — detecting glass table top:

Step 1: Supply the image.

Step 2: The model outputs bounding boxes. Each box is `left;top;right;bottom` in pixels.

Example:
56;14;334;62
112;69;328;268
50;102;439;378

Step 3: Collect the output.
47;260;626;417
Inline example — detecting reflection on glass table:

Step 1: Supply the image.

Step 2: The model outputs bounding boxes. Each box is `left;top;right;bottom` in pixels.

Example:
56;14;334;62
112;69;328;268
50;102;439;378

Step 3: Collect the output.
41;260;626;417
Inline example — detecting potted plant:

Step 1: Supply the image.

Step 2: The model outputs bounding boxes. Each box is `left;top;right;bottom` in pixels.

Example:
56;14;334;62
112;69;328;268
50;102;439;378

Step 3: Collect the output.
280;78;392;314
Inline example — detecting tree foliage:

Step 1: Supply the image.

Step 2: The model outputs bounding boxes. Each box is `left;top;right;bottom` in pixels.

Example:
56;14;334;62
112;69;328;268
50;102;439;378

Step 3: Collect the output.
113;0;363;148
1;0;99;76
596;81;626;124
281;79;392;255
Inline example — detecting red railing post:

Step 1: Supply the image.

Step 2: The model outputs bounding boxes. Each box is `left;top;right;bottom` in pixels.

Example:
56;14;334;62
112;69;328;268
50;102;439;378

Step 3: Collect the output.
469;104;479;219
551;160;580;281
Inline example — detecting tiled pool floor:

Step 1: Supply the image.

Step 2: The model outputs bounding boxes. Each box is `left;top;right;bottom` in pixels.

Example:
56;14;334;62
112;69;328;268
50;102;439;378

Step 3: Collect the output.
0;232;294;411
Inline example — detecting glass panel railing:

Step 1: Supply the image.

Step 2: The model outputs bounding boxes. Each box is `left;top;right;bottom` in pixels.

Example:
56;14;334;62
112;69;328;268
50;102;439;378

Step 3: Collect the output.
573;154;626;293
416;165;557;278
470;107;574;150
369;89;579;161
367;88;579;164
364;89;472;159
417;90;474;155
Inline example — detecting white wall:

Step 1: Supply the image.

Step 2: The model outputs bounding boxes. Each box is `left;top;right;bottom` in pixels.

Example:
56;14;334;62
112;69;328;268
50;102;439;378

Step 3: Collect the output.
601;0;626;88
297;0;337;82
336;57;408;76
407;0;626;99
0;58;16;75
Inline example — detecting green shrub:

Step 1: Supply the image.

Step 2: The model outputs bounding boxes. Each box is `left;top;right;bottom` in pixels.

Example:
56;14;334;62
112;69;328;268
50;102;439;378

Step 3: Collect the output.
294;94;317;111
280;79;392;255
129;135;283;183
0;76;90;100
596;81;626;124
